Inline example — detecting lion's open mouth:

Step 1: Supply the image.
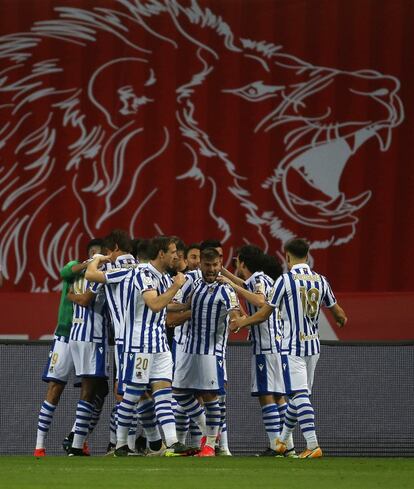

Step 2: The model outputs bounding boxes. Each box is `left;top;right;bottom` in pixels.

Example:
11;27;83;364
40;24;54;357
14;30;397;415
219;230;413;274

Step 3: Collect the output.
275;125;394;227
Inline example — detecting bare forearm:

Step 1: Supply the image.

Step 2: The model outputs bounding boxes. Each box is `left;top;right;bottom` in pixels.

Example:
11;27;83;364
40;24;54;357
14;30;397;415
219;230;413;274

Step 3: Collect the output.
167;310;191;327
85;259;106;283
231;283;265;308
221;268;244;287
329;303;347;327
238;305;272;329
67;291;94;307
146;286;181;313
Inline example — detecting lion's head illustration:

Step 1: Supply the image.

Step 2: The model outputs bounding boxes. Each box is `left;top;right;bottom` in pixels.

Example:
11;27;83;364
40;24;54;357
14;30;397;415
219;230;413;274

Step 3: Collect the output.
0;0;404;290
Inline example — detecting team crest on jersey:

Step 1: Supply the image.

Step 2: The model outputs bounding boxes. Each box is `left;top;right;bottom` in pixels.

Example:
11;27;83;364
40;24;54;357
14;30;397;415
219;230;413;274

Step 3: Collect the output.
267;287;275;302
254;282;265;295
229;290;239;308
142;274;153;287
258;363;264;371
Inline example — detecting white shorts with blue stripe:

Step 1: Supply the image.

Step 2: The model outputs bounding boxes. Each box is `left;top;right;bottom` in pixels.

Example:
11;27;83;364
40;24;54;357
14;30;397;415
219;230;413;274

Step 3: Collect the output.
69;339;109;378
42;335;74;384
172;352;225;393
122;351;173;387
281;353;319;395
251;352;285;396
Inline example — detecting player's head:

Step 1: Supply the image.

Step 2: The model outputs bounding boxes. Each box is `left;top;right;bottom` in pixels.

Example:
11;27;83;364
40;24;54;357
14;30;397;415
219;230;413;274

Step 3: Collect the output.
200;239;223;263
235;244;264;279
149;236;178;272
86;238;104;259
200;248;221;283
170;236;187;272
261;254;283;281
185;243;201;271
132;238;151;263
104;229;132;260
284;238;309;269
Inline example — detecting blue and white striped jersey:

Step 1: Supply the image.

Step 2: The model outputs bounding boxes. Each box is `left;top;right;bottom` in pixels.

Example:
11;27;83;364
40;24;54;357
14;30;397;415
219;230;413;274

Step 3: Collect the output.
174;269;202;345
70;276;108;343
123;262;171;354
267;263;336;356
245;271;281;355
183;277;240;356
103;254;137;345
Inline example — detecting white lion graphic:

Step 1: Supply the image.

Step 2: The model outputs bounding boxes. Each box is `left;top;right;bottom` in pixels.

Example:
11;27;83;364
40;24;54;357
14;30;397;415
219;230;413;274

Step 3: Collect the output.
0;0;404;290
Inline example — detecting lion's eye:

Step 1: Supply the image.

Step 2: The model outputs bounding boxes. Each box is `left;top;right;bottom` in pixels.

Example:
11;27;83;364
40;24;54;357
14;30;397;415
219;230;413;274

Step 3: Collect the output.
222;81;284;102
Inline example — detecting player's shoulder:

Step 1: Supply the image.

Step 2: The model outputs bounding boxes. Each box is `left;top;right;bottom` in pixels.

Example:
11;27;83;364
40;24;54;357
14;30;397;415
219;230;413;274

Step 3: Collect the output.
186;269;202;280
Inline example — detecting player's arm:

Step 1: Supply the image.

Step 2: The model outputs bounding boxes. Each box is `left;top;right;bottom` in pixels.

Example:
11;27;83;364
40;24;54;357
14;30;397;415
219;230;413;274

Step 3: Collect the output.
85;255;111;283
327;303;347;327
60;260;86;280
142;273;187;313
217;275;265;308
221;267;245;287
67;288;95;307
166;309;192;327
229;304;274;332
167;301;190;312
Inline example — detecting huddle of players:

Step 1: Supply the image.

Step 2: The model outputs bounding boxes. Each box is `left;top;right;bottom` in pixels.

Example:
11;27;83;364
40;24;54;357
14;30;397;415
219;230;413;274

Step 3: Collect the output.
34;230;346;458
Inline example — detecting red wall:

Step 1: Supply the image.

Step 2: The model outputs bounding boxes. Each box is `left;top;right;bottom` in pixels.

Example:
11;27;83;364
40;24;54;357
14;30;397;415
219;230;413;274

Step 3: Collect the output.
0;0;413;295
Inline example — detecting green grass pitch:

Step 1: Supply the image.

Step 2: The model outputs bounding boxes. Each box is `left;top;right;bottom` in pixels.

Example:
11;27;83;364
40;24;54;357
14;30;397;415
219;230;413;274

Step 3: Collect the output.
1;456;413;489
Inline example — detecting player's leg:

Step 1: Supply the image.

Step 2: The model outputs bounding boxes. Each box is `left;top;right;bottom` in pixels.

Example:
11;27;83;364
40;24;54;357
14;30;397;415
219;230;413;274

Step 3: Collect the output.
277;354;322;458
216;393;231;455
296;354;321;458
171;339;191;444
69;340;109;456
197;356;226;457
276;396;296;457
150;352;195;456
35;382;65;456
34;337;72;456
114;352;147;456
189;418;203;448
137;393;164;455
197;391;220;457
172;352;206;436
217;360;231;455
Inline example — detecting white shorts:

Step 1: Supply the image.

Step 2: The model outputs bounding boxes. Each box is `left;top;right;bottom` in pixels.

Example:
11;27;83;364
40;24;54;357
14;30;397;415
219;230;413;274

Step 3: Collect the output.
42;336;74;384
251;353;285;396
172;352;226;394
69;339;109;378
123;351;173;387
281;354;319;395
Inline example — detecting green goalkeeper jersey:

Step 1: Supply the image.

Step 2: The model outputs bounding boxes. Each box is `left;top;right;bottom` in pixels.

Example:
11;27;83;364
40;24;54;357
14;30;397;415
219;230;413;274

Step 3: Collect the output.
55;260;81;337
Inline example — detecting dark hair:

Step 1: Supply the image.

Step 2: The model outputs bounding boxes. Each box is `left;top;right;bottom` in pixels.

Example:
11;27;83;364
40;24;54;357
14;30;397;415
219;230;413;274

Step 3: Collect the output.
132;238;151;261
261;254;283;281
148;236;175;260
200;247;220;262
237;245;264;273
86;238;104;254
171;236;186;253
104;229;132;253
185;243;201;258
200;239;222;251
284;238;309;259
